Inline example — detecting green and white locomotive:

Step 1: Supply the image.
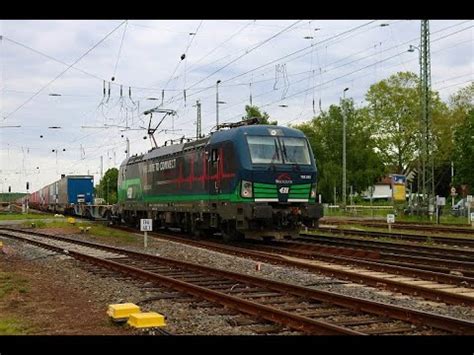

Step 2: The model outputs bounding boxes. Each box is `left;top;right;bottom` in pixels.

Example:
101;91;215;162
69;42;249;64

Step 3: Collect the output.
115;120;323;240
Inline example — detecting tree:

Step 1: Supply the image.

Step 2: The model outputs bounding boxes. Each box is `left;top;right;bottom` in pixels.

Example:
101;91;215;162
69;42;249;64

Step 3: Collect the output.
95;168;118;204
452;109;474;189
242;105;277;125
294;99;385;202
433;83;473;195
364;71;447;175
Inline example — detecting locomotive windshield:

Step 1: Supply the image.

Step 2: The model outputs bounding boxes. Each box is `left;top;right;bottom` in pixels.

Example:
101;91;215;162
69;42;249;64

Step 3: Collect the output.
247;136;311;165
280;137;312;165
247;136;283;164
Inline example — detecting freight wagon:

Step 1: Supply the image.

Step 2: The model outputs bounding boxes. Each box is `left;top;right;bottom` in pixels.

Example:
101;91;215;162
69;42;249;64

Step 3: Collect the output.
29;175;94;214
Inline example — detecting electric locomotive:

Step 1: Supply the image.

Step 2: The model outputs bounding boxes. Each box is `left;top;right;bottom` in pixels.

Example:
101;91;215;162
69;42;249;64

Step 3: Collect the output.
115;118;323;240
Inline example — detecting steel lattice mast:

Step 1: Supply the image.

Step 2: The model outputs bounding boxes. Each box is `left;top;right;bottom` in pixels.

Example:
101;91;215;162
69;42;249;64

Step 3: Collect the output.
420;19;434;206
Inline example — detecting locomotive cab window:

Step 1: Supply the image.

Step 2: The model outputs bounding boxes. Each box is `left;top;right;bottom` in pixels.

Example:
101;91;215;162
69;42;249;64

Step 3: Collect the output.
246;136;283;164
280;137;312;165
246;136;311;165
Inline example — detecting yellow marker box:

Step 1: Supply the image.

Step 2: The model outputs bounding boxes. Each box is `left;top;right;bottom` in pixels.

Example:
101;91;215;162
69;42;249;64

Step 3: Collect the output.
107;303;141;320
67;217;76;224
127;312;166;328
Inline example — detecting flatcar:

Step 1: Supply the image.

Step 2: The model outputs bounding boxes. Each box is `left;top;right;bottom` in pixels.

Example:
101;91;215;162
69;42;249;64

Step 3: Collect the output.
29;174;94;214
114;119;323;240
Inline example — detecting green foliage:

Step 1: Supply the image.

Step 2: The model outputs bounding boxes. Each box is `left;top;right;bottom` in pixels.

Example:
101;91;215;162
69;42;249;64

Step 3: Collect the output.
0;213;53;221
242;105;277;125
0;193;26;202
364;72;447;174
452;109;474;187
23;219;136;243
27;220;46;228
0;318;30;335
0;272;28;298
294;99;385;202
95;168;118;204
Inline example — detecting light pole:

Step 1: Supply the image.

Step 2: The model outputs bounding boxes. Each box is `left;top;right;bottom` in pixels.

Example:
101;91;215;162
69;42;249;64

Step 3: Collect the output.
216;80;221;128
106;177;109;204
342;87;349;208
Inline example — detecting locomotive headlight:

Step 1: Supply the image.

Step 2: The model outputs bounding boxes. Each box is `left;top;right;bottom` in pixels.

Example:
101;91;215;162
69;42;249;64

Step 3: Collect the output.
310;183;317;199
241;180;253;198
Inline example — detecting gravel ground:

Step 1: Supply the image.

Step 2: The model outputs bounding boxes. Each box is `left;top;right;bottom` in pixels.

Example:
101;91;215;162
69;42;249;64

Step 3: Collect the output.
2;225;474;334
0;234;299;335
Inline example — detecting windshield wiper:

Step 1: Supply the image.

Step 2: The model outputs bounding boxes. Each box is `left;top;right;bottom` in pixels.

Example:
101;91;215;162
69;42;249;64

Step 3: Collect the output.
267;140;280;171
281;140;301;171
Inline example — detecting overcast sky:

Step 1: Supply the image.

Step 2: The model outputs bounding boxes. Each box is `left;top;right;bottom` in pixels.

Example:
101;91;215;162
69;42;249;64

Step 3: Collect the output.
0;19;472;193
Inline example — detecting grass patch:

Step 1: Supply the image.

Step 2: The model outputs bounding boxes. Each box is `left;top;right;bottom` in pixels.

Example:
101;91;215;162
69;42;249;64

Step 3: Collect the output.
25;220;74;229
0;272;29;298
86;225;136;243
0;213;54;221
25;219;137;244
423;236;435;246
0;318;30;335
322;207;470;225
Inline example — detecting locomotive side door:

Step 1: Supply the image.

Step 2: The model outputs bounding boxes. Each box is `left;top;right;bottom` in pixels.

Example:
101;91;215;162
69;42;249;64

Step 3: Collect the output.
208;144;220;198
206;143;221;230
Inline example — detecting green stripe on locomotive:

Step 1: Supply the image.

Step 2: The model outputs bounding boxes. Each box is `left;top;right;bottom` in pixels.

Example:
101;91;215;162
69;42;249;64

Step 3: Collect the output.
118;179;313;204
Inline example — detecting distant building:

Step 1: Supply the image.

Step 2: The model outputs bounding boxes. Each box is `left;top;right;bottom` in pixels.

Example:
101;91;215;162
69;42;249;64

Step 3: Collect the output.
362;176;392;200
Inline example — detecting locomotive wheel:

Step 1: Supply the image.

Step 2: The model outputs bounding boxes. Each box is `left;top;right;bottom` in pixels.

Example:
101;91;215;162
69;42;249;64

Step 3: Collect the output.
190;217;205;239
222;221;242;242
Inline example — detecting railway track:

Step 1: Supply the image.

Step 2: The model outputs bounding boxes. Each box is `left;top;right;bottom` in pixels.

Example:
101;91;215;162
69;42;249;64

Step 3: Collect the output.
152;230;474;306
265;239;474;278
31;224;474;307
288;233;474;278
315;226;474;248
321;218;474;236
297;233;474;264
2;228;474;335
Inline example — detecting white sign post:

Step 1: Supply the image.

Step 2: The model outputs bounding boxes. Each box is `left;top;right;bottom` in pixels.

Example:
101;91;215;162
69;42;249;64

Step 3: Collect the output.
436;196;446;224
470;212;474;228
140;219;153;249
467;196;472;226
387;214;395;233
450;187;456;208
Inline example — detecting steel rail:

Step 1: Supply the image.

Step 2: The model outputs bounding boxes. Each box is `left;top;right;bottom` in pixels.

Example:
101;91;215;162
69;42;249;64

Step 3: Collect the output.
315;226;474;248
0;230;358;335
321;219;474;235
297;233;474;262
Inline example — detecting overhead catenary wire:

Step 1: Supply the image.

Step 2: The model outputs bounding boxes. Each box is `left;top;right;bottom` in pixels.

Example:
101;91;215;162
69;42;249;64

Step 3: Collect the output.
184;20;303;92
204;25;473;127
2;20;472;187
111;20;128;81
139;20;469;140
161;20;379;107
163;20;204;92
160;21;472;135
3;20;128;121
